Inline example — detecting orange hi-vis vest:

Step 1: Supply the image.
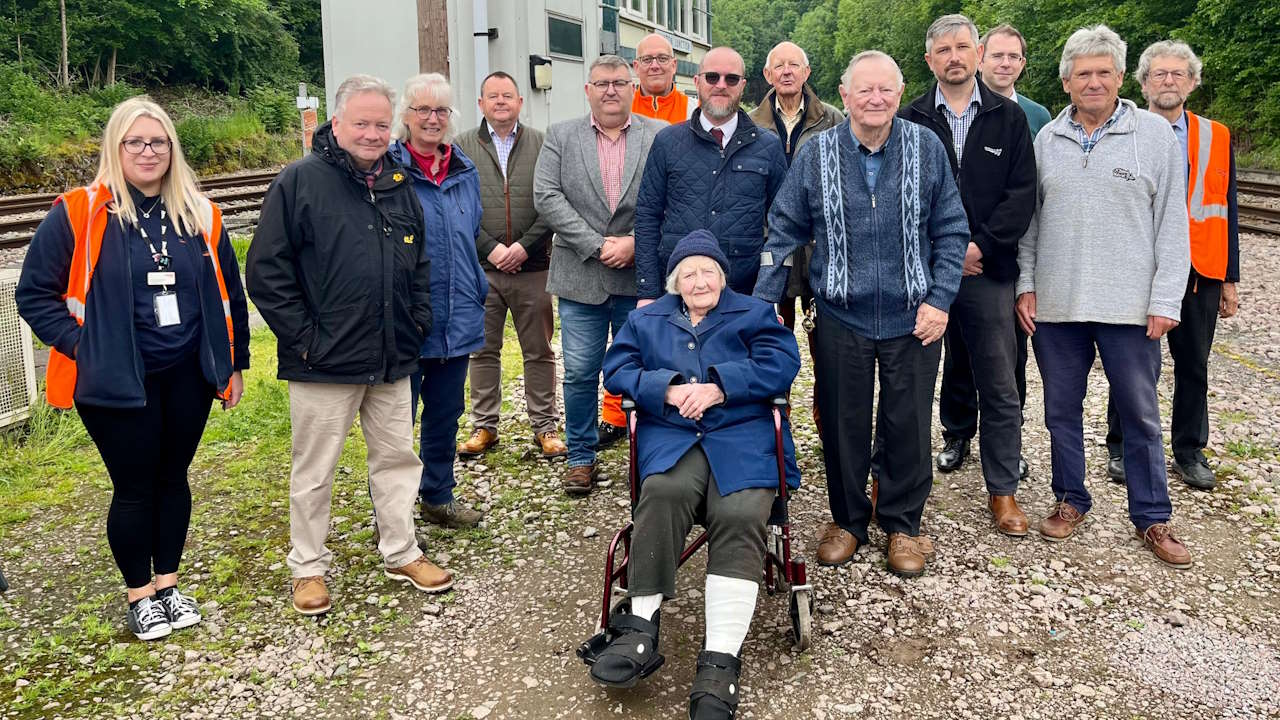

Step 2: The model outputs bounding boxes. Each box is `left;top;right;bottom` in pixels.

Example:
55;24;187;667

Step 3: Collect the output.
45;182;235;408
1186;112;1231;280
632;87;690;124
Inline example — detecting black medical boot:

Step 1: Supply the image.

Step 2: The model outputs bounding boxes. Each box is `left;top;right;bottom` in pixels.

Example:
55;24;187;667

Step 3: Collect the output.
688;650;742;719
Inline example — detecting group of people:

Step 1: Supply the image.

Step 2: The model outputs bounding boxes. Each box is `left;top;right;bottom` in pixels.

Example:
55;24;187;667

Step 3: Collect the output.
16;13;1240;720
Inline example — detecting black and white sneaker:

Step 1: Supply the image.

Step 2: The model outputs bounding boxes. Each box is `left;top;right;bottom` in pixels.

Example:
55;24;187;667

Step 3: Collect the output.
158;587;202;630
127;596;173;641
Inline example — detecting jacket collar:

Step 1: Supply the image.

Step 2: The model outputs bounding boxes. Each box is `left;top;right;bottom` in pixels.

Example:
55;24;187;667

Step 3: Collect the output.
907;77;1005;120
391;140;476;188
312;121;409;193
640;288;753;335
477;118;521;147
1049;97;1139;140
688;108;759;147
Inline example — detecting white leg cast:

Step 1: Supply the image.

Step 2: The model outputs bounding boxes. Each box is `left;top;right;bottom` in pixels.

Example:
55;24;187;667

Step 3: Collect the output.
703;574;758;656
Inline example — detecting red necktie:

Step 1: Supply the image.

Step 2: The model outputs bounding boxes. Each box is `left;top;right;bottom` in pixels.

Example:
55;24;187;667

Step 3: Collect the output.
710;127;724;148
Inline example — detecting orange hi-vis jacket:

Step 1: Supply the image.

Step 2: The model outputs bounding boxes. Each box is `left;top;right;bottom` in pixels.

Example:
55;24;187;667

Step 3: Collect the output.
45;182;236;408
632;87;692;124
1186;111;1231;281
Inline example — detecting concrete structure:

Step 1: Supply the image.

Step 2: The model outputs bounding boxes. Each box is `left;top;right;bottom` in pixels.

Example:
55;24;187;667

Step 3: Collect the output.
321;0;712;131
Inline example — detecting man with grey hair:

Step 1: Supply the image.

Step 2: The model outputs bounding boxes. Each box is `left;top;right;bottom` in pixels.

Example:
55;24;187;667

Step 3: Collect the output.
899;13;1037;537
634;46;788;305
1103;39;1241;491
249;75;452;615
1017;26;1193;568
534;55;666;495
755;50;968;576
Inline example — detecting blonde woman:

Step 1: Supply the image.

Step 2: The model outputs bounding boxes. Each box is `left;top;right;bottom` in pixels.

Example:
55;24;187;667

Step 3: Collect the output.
16;96;249;641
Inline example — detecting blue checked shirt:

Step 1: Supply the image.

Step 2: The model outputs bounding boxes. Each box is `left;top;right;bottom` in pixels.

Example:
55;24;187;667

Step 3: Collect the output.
935;82;982;166
489;121;518;178
1067;101;1128;155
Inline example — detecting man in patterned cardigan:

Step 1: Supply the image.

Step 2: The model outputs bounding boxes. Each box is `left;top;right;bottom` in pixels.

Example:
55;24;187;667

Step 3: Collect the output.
754;51;969;577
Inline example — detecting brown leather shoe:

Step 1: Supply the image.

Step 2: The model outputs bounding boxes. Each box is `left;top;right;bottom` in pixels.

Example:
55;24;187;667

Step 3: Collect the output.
533;431;568;459
886;533;926;577
457;428;499;458
385;557;454;593
1039;502;1087;541
989;495;1029;537
563;464;599;497
1138;523;1192;569
913;534;936;562
291;576;331;616
816;522;858;566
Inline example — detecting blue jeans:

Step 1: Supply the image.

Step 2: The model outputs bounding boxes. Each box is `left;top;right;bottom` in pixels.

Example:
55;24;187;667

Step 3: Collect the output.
410;355;470;506
558;295;637;467
1032;322;1171;528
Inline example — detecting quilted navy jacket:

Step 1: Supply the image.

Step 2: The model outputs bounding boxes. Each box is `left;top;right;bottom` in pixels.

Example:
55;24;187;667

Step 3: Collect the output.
634;109;788;298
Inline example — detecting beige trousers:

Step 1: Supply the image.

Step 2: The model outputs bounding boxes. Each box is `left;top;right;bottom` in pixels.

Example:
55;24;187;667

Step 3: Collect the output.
286;378;423;577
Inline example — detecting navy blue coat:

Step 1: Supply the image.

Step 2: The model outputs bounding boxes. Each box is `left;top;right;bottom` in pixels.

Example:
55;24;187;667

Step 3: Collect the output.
391;141;488;359
633;110;788;298
602;289;801;495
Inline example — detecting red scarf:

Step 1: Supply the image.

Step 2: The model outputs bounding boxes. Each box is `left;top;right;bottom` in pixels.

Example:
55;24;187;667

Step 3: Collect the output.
405;141;451;185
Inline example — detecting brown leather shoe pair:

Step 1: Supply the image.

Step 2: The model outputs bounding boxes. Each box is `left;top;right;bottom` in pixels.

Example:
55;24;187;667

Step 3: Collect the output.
1039;502;1087;541
886;533;928;577
563;464;600;496
457;428;499;458
816;522;858;566
989;495;1029;537
1138;523;1192;569
292;576;331;616
534;431;568;458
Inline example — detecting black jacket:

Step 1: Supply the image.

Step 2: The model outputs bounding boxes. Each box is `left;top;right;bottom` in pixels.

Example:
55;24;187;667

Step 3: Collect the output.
246;122;431;384
900;79;1036;282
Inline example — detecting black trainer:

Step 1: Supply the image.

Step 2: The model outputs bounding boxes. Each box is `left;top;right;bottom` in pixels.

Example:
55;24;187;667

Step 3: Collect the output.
158;587;202;630
1173;458;1216;490
935;437;969;472
127;596;173;641
596;421;627;450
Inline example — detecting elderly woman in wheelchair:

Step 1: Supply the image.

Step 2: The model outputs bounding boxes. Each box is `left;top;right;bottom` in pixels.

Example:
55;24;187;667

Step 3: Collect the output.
589;230;802;719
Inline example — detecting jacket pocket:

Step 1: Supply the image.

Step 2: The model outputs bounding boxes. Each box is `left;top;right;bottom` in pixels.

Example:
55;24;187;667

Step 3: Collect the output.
728;161;769;198
308;302;366;372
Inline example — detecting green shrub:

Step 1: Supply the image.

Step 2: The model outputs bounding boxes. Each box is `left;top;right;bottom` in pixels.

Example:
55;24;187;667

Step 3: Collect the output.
246;85;299;135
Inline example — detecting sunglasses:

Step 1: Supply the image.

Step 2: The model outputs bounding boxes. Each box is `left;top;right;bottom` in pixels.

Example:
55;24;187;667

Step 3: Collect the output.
699;72;744;87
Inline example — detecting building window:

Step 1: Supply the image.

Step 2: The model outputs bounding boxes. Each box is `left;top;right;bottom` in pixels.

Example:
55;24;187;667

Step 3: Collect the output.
548;15;583;59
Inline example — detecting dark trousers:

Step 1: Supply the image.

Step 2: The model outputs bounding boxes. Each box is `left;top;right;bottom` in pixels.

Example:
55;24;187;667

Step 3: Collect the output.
814;314;940;542
76;353;214;589
1107;275;1221;464
411;355;470;506
1033;322;1172;528
939;304;1029;441
627;446;774;598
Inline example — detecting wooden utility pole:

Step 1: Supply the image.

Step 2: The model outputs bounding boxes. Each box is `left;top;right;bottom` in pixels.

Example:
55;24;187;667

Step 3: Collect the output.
417;0;449;76
58;0;68;87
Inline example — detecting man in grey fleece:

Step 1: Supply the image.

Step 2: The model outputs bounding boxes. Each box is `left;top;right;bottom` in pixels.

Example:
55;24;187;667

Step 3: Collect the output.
1016;25;1192;568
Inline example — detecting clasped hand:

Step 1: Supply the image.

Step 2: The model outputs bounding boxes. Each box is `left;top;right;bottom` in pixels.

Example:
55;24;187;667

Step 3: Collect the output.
665;381;724;421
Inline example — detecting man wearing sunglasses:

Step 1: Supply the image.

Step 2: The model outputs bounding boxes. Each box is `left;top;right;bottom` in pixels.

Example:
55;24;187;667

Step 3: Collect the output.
634;47;788;306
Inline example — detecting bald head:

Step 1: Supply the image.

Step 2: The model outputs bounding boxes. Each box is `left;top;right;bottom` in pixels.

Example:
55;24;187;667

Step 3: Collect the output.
763;41;811;101
695;46;748;123
699;46;746;76
634;33;678;97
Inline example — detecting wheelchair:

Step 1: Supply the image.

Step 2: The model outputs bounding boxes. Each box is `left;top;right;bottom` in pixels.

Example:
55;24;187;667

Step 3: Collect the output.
577;396;814;666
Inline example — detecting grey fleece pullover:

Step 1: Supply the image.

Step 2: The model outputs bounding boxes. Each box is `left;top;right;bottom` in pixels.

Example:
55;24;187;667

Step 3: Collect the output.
1017;99;1190;325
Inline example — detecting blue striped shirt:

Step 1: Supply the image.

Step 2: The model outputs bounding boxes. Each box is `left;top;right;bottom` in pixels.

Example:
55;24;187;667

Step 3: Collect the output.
489;121;518;178
935;82;982;166
1067;101;1128;154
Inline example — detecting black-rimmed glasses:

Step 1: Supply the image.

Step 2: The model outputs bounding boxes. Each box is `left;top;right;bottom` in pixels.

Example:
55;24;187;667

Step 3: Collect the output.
121;138;171;155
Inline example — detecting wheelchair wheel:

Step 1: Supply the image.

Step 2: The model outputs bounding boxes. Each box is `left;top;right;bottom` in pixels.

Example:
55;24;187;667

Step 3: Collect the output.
789;588;812;651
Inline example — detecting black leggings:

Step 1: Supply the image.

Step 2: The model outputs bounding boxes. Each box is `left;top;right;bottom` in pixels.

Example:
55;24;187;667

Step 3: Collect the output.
77;353;214;589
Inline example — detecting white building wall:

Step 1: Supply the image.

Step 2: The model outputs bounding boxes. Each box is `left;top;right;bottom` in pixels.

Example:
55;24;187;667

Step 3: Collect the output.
320;0;420;118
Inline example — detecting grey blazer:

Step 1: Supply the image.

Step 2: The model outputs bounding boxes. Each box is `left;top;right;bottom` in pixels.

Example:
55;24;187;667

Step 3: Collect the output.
534;113;666;305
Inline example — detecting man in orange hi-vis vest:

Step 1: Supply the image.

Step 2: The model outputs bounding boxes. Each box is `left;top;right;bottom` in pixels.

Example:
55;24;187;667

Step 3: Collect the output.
1105;40;1241;492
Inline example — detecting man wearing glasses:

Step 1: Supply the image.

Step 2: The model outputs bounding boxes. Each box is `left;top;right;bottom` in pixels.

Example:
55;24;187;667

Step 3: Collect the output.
533;55;666;496
634;46;788;305
980;24;1053;139
631;33;696;124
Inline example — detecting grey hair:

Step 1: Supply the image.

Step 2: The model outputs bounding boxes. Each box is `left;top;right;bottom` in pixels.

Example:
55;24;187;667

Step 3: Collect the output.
589;54;633;77
333;74;396;119
925;14;980;53
1135;40;1202;86
665;255;726;295
765;42;810;69
394;72;454;141
840;50;904;90
1059;25;1127;80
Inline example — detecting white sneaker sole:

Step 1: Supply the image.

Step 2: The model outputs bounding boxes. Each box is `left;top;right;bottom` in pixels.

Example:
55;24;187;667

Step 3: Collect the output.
170;614;202;630
384;569;454;594
133;623;173;641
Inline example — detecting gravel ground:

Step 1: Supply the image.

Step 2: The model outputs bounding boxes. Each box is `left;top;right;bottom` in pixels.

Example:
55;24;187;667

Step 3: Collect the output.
2;232;1278;720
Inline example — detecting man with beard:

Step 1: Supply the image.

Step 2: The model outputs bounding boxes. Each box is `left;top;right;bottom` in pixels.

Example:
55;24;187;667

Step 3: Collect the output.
1103;40;1240;491
634;46;788;306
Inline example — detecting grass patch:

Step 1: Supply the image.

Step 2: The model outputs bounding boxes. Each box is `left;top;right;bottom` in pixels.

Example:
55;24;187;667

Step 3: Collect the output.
1224;439;1276;461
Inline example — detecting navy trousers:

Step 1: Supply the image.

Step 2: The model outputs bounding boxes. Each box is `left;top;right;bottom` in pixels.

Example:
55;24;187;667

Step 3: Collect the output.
410;355;470;506
1032;322;1172;529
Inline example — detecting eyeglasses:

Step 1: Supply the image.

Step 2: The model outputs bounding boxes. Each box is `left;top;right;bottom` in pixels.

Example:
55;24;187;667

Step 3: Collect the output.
408;105;452;119
986;52;1024;63
121;138;171;155
1150;69;1190;82
700;72;744;87
636;54;674;66
590;79;633;91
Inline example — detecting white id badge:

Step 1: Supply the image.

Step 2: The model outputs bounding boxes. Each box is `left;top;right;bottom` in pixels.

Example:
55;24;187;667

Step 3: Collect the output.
147;271;176;286
154;291;181;327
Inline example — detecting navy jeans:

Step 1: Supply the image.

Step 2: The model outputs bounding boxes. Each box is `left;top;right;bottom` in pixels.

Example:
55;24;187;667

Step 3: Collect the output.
1032;322;1171;529
558;295;637;467
411;355;470;506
